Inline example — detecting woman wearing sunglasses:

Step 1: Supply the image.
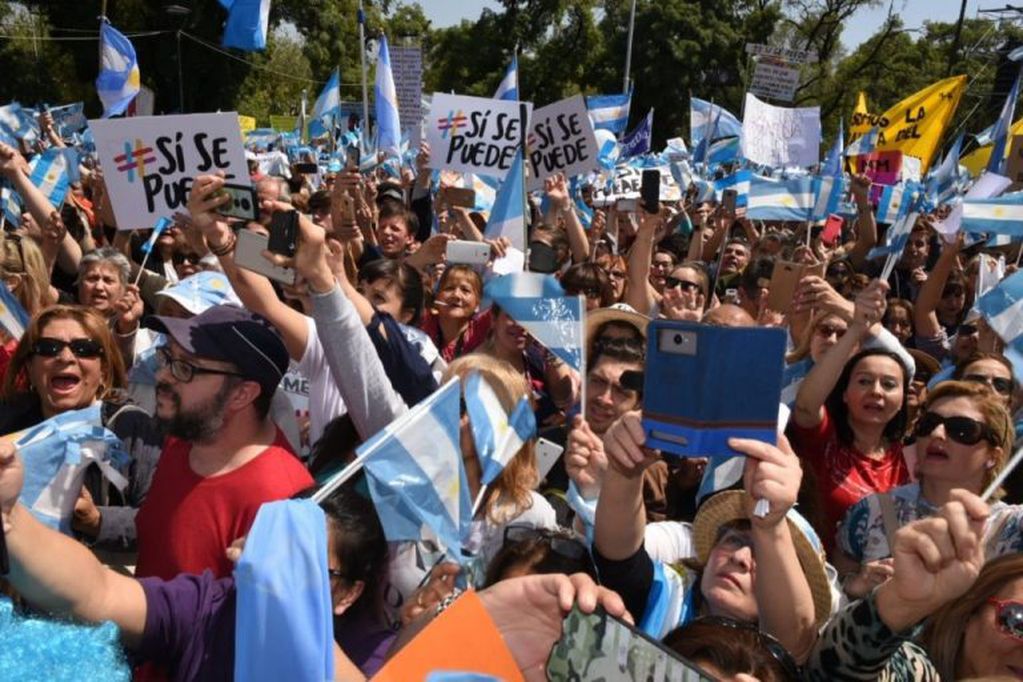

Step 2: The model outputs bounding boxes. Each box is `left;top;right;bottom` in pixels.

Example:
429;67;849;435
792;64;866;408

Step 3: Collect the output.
0;305;125;433
808;491;1023;680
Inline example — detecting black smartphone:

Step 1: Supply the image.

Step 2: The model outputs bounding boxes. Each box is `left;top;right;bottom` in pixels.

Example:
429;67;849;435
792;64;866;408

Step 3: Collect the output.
294;162;318;175
722;188;738;215
215;183;258;221
640;169;660;214
267;210;299;257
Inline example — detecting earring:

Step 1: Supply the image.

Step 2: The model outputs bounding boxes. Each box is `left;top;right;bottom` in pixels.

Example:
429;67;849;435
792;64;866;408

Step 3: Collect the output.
987;460;996;469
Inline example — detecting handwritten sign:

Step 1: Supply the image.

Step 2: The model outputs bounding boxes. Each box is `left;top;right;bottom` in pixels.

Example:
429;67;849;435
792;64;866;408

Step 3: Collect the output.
525;95;598;191
89;113;250;230
741;93;820;168
745;42;818;64
425;93;532;180
390;46;423;133
749;60;801;102
590;166;681;206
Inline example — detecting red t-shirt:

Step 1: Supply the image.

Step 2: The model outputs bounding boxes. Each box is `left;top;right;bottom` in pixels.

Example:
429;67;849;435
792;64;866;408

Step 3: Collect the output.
788;408;909;551
134;430;313;581
419;307;493;363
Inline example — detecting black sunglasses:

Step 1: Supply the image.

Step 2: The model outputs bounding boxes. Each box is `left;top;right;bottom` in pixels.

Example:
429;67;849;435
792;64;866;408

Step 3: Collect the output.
172;251;202;265
32;337;104;359
691;616;801;681
963;373;1014;396
664;276;701;293
502;525;589;562
914;412;998;446
989;598;1023;642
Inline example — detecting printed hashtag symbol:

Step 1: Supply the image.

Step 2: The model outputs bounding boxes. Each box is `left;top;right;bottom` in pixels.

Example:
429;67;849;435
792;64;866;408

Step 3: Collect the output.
114;138;156;183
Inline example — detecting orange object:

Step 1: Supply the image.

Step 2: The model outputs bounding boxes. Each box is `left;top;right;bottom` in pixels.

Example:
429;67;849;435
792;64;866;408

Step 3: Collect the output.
372;591;524;682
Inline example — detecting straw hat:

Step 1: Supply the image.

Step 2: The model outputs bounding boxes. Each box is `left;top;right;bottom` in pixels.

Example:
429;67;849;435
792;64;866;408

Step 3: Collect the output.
693;491;832;628
585;303;649;350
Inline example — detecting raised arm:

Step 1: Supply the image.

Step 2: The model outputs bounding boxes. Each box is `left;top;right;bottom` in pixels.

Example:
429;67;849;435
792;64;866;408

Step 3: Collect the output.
913;232;960;339
624;211;662;315
846;174;877;271
0;142;58;234
595;410;658;561
545;174;589;264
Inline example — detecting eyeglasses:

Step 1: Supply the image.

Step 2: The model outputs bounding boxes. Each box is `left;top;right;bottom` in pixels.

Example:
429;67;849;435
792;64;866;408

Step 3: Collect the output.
503;525;590;562
691;616;801;681
963;373;1013;396
988;598;1023;642
664;276;701;294
914;412;997;446
608;269;626;280
588;372;637;402
154;346;245;384
172;251;202;265
815;324;847;340
32;337;104;359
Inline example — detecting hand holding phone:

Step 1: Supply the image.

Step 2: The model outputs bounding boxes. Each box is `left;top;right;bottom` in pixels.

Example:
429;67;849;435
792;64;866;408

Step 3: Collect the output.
641;169;660;214
267;210;299;257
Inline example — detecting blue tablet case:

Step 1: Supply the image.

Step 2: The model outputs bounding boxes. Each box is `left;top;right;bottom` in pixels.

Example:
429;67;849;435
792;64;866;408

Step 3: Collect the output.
641;320;787;458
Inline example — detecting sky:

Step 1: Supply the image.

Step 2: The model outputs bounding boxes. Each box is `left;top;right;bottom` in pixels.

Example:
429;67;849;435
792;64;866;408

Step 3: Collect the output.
418;0;985;50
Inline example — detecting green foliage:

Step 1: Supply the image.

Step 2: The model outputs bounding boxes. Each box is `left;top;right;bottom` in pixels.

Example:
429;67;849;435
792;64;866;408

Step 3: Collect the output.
233;35;313;121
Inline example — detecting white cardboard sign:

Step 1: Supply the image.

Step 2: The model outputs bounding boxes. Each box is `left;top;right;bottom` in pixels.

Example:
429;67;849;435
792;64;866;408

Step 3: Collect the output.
741;93;820;169
425;93;532;180
89;112;250;230
525;95;598;191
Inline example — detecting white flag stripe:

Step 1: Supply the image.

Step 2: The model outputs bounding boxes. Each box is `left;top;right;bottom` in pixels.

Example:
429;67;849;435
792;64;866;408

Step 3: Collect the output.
987;296;1023;344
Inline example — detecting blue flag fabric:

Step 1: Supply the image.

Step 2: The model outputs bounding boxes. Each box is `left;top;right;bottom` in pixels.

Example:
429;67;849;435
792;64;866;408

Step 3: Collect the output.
485;273;583;371
926;132;963;205
375;36;402;158
464;371;536;486
221;0;271;51
0;279;30;340
962;191;1023;238
361;378;472;562
586;92;632;135
483;151;526;251
309;69;341;139
713;170;752;209
619;109;653;158
689;98;742;149
975;269;1023;351
493;55;519;101
234;500;334;682
987;64;1023;175
26;148;71;209
96;22;140;118
821;120;844;177
745;175;815;221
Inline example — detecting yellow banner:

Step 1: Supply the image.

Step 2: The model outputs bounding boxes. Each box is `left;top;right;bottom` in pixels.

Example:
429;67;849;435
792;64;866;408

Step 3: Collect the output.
960;117;1023;176
238;115;257;135
847;76;966;173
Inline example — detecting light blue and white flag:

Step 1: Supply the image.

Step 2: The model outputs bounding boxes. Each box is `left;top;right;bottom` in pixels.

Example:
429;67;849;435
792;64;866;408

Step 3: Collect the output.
926;132;964;205
483;150;526;251
619;109;653;158
706;136;741;166
875;182;915;225
811;174;846;221
821;120;844;177
0;280;30;340
493;55;519;101
220;0;271;52
374;35;402;159
988;64;1023;175
844;126;879;157
0;103;38;144
96;21;140;118
975;269;1023;348
713;169;752;208
467;172;498;215
586;92;632;135
745;175;814;222
867;210;918;262
464;371;536;486
14;404;128;534
962;191;1023;238
485;273;584;371
360;378;472;562
48;102;87;138
141;216;173;254
309;69;340;138
26;147;71;209
690;98;742;148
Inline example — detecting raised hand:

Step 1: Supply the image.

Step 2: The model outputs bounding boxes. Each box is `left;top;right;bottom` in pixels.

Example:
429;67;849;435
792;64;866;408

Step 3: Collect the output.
734;434;802;529
603;410;659;477
565;415;608;499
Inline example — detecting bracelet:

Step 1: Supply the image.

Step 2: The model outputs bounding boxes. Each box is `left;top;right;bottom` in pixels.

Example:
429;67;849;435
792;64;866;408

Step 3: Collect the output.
433;587;465;617
209;232;237;257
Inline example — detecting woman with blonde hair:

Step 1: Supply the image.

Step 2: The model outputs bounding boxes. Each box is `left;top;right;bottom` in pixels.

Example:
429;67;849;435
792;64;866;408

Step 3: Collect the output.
1;233;56;379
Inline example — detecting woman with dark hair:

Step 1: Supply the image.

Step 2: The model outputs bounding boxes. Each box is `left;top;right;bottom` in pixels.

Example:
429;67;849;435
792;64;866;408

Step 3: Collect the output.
664;618;801;682
953;350;1017;409
883;298;915;347
560;262;614;311
483;524;596;586
790;280;912;550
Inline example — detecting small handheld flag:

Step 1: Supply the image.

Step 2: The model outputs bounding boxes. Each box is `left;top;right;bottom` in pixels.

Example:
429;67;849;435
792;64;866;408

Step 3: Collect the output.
96;21;140;118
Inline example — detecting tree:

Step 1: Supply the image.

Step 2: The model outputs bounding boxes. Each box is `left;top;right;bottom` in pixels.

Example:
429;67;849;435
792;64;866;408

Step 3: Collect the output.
233;35;314;121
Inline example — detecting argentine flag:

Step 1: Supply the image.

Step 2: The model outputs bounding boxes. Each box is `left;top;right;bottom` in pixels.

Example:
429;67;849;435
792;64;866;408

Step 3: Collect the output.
875;182;916;225
27;148;71;210
96;21;140;118
220;0;271;52
690;98;742;148
745;175;814;222
483;151;526;251
485;273;584;371
811;174;846;222
0;281;30;340
713;169;752;209
360;378;472;562
821;120;844;177
868;211;919;261
310;69;340;138
464;371;536;486
975;269;1023;350
961;191;1023;238
586;92;632;135
374;35;402;158
0;103;38;144
494;55;519;101
987;64;1023;175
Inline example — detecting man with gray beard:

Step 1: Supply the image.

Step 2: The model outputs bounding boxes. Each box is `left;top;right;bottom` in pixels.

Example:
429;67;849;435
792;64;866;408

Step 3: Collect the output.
132;305;313;581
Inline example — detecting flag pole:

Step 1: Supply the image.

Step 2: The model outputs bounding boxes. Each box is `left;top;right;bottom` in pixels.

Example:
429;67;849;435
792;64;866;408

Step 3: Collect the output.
358;0;370;149
579;293;587;421
312;447;374;503
622;0;637;93
520;101;529;264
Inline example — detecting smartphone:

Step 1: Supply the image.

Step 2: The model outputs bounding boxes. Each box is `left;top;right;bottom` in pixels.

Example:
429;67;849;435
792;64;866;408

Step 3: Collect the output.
722;188;738;215
442;186;476;209
640;168;660;214
546;605;714;682
345;145;360;170
215;183;258;221
766;260;826;314
267;210;299;257
615;198;638;213
822;213;844;246
535;437;564;482
294;162;318;175
234;229;296;285
445;239;491;265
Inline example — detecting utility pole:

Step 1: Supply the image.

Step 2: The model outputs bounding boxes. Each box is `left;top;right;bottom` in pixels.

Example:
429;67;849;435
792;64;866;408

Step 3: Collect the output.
946;0;968;76
622;0;636;93
358;0;370;148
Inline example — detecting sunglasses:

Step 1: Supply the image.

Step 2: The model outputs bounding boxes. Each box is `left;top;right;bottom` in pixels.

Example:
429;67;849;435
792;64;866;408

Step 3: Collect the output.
664;276;701;293
963;373;1013;396
815;324;847;339
692;616;801;680
914;412;997;446
172;252;202;265
503;525;590;563
958;323;979;336
32;337;104;359
989;598;1023;641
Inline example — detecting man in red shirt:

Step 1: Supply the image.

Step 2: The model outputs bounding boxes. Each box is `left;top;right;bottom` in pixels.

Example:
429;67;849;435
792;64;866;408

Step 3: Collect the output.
134;305;313;580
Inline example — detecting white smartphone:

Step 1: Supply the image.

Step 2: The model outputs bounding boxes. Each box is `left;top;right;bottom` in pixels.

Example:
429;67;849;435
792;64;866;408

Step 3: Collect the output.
446;239;491;265
234;228;296;285
535;437;564;482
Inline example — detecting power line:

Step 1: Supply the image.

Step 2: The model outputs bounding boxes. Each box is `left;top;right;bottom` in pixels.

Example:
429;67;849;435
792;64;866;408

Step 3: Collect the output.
0;30;170;41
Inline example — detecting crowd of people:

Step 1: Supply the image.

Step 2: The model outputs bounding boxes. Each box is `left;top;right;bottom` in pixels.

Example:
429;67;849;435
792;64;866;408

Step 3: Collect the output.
0;101;1022;682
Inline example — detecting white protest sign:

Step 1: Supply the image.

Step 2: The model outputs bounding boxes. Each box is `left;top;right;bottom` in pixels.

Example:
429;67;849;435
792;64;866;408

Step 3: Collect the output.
744;43;817;64
591;166;681;206
525;95;599;191
425;93;532;180
741;93;820;168
390;46;423;133
89;113;249;230
749;60;801;102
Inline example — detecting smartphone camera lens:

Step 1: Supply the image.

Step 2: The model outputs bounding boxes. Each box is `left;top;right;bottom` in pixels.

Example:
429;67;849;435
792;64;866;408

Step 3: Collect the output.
673;334;683;345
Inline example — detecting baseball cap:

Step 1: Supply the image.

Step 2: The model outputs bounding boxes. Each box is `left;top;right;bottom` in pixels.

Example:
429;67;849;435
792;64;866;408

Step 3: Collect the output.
376;181;405;205
144;305;288;399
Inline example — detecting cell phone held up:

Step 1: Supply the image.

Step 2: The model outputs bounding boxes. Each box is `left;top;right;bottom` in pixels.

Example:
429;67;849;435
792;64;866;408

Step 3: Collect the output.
267;210;299;258
722;188;738;216
640;168;660;214
211;183;258;221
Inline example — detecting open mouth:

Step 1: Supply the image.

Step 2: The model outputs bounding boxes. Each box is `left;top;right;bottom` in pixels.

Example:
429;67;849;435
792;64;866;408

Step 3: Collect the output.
924;444;949;461
49;374;81;394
